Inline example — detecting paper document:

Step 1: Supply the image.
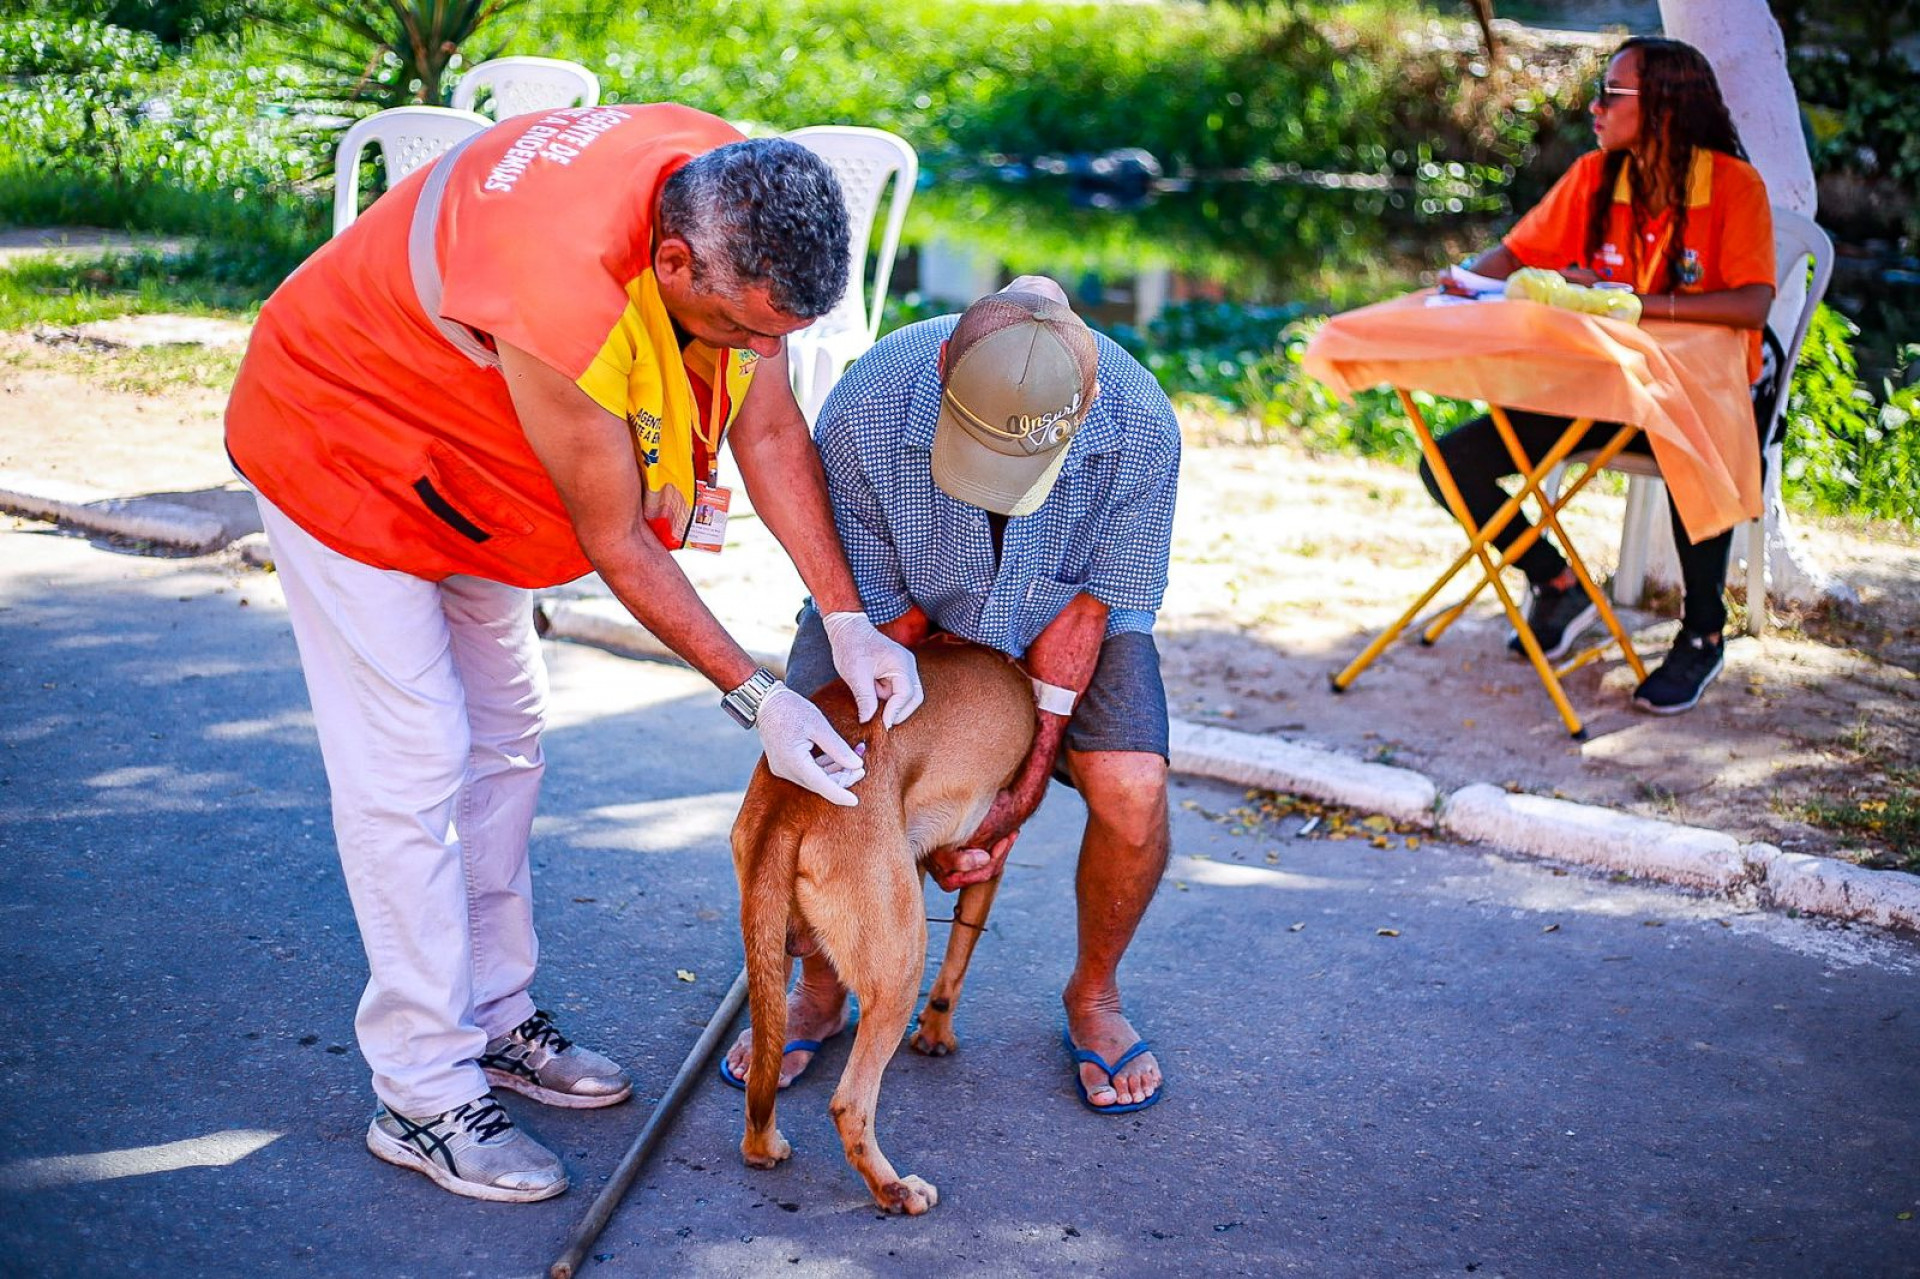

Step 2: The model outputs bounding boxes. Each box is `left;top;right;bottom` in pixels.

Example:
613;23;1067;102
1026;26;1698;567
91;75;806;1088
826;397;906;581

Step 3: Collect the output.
1438;265;1511;299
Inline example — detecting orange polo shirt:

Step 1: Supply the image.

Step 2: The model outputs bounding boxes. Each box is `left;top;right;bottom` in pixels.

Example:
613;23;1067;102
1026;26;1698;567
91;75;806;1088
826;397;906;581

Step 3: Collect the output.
226;104;758;586
1504;148;1775;381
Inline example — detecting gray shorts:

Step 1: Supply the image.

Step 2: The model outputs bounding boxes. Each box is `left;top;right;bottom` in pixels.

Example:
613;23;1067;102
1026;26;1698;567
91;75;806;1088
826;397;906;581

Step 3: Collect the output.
786;603;1170;778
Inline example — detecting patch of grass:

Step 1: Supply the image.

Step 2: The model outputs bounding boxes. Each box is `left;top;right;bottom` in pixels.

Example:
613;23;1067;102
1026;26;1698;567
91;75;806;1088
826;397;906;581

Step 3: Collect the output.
1634;779;1681;815
1802;772;1920;873
1;338;244;395
0;248;269;331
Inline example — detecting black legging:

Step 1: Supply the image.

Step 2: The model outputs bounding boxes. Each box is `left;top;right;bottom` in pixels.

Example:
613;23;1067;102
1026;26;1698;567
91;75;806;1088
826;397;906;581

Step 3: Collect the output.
1418;363;1775;637
1417;415;1740;634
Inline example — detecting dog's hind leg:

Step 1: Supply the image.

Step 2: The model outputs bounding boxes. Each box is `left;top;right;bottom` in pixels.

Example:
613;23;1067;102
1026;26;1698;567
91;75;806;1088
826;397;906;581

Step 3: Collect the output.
736;819;797;1170
819;866;938;1215
911;877;1001;1057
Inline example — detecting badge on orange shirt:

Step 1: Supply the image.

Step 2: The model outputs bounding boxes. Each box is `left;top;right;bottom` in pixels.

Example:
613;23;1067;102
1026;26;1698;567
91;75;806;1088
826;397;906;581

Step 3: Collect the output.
687;481;731;553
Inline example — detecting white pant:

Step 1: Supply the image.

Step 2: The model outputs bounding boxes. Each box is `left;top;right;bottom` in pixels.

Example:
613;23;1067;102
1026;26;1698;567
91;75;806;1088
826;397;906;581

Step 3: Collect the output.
257;496;547;1116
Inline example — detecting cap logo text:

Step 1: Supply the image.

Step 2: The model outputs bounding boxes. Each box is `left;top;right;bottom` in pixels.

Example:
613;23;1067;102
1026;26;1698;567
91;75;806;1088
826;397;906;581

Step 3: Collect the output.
1008;391;1083;448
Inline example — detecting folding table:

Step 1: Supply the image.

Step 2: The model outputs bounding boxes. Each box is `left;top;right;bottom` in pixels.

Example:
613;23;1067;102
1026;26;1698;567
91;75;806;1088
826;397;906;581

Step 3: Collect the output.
1301;292;1761;738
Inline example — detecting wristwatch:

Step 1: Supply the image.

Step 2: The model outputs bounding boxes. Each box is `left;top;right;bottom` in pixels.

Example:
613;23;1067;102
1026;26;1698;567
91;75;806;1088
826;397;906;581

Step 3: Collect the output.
720;667;780;728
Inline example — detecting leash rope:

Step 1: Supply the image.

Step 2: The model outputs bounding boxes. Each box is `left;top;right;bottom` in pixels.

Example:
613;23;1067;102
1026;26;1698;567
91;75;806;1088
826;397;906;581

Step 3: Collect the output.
926;914;987;933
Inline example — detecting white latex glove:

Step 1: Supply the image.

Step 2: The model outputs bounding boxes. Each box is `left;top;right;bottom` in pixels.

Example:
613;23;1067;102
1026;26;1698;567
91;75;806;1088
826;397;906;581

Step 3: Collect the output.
755;683;865;807
822;611;925;727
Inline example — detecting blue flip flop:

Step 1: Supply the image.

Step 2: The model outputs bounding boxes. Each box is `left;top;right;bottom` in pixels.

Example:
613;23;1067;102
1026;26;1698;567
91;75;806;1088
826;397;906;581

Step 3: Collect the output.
1063;1030;1164;1114
717;1020;853;1091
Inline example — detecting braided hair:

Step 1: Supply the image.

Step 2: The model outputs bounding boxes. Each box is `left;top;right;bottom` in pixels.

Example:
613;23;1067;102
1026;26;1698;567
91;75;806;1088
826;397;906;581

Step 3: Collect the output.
1584;37;1747;293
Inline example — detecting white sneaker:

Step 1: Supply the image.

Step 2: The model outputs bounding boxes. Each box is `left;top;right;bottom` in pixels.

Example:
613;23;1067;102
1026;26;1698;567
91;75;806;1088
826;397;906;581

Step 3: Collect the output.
481;1010;633;1109
365;1093;567;1203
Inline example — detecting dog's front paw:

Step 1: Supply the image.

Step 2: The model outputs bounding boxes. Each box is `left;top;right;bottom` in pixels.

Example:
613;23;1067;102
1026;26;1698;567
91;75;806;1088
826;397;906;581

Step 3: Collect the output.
910;1007;957;1056
877;1174;939;1216
741;1129;792;1169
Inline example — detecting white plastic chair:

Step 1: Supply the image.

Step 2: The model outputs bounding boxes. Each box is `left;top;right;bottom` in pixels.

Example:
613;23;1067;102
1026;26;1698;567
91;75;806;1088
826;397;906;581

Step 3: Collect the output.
1544;206;1833;634
783;126;919;422
451;56;599;119
333;105;490;237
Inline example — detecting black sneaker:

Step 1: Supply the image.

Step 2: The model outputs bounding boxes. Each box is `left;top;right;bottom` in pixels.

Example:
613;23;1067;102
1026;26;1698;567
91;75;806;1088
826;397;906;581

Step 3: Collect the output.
1632;631;1725;714
1507;582;1599;661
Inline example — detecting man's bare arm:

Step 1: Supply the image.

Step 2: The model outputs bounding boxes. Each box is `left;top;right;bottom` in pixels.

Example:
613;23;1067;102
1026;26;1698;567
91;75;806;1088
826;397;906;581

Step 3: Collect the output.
496;341;758;692
878;604;931;650
1004;591;1108;820
927;592;1109;891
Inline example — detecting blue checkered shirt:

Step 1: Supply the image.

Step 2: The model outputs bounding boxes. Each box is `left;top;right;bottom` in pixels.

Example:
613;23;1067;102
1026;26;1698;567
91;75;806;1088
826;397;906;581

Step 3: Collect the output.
813;316;1180;659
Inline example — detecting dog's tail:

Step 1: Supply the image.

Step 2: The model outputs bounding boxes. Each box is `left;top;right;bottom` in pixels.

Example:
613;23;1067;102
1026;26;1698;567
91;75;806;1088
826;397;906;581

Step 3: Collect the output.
737;810;802;1131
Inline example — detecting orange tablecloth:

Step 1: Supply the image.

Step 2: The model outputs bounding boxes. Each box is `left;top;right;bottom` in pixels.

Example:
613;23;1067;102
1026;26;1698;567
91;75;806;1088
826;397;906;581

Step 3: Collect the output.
1301;292;1762;540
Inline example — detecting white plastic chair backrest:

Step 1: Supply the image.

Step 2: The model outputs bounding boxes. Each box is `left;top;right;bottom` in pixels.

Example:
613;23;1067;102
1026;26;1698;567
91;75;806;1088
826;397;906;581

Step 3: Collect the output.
1765;207;1834;417
784;126;918;343
333;106;490;237
451;57;600;119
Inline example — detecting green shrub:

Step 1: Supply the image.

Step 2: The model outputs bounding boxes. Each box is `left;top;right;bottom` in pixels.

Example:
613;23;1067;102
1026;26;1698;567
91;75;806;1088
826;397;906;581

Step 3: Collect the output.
0;17;166;74
1781;305;1920;523
285;0;528;108
0;19;327;261
529;0;1595;184
1106;302;1481;461
15;0;274;44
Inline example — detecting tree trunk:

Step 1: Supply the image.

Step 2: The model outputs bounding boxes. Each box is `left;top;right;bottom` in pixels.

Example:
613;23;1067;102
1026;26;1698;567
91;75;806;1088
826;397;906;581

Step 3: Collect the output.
1467;0;1499;58
1659;0;1815;214
1640;0;1848;614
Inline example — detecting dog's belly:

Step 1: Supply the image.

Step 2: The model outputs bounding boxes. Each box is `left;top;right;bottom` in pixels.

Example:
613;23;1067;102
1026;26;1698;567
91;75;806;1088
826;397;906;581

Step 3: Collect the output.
904;793;995;866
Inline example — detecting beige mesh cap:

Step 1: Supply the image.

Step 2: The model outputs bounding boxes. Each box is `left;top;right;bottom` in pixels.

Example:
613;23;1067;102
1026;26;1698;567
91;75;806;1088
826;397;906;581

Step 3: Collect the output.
932;289;1098;516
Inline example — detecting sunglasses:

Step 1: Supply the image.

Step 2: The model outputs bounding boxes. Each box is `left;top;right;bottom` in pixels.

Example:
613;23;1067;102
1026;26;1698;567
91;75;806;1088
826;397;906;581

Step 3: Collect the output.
1593;80;1642;107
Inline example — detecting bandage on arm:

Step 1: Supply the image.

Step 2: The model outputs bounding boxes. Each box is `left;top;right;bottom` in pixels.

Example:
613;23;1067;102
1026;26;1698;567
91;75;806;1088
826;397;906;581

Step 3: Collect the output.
1030;677;1078;716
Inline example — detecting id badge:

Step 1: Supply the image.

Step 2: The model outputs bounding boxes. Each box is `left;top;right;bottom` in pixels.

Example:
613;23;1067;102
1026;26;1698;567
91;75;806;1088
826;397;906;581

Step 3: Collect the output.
687;482;731;554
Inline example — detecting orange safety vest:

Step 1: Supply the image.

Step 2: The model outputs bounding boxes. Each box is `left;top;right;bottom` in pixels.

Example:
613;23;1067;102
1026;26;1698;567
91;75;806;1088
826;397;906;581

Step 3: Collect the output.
226;104;759;587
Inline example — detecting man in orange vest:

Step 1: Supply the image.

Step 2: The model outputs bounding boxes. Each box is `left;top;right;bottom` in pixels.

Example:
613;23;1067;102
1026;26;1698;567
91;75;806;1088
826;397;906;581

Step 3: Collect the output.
226;105;923;1203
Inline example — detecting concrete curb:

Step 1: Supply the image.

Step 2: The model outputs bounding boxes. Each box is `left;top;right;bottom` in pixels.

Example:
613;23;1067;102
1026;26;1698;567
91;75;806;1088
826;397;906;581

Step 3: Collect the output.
1440;783;1761;894
535;600;1916;937
0;472;227;551
537;596;793;675
1170;720;1437;827
1755;846;1920;933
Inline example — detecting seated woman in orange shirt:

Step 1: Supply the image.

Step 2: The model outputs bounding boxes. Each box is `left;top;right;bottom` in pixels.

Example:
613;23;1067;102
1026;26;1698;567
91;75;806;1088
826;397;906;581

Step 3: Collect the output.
1423;35;1779;714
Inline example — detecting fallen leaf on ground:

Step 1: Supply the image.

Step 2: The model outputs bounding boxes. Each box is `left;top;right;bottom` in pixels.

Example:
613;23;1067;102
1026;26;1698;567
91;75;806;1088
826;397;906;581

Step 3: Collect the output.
1289;921;1306;932
1377;928;1400;937
1541;923;1560;933
675;969;696;982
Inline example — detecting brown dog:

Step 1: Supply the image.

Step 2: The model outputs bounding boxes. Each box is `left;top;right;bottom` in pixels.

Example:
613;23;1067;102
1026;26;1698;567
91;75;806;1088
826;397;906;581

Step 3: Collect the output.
730;636;1036;1214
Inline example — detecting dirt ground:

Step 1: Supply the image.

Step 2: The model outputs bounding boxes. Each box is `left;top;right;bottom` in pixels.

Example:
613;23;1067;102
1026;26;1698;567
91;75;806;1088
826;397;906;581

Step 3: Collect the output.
2;318;1915;869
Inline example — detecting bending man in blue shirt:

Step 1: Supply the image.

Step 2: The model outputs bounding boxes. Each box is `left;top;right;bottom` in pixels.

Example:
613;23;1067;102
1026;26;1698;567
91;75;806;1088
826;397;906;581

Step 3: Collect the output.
722;276;1181;1111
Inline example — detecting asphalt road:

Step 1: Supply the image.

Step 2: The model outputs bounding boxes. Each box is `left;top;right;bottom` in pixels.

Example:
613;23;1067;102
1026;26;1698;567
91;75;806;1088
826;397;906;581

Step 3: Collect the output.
1;522;1916;1278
